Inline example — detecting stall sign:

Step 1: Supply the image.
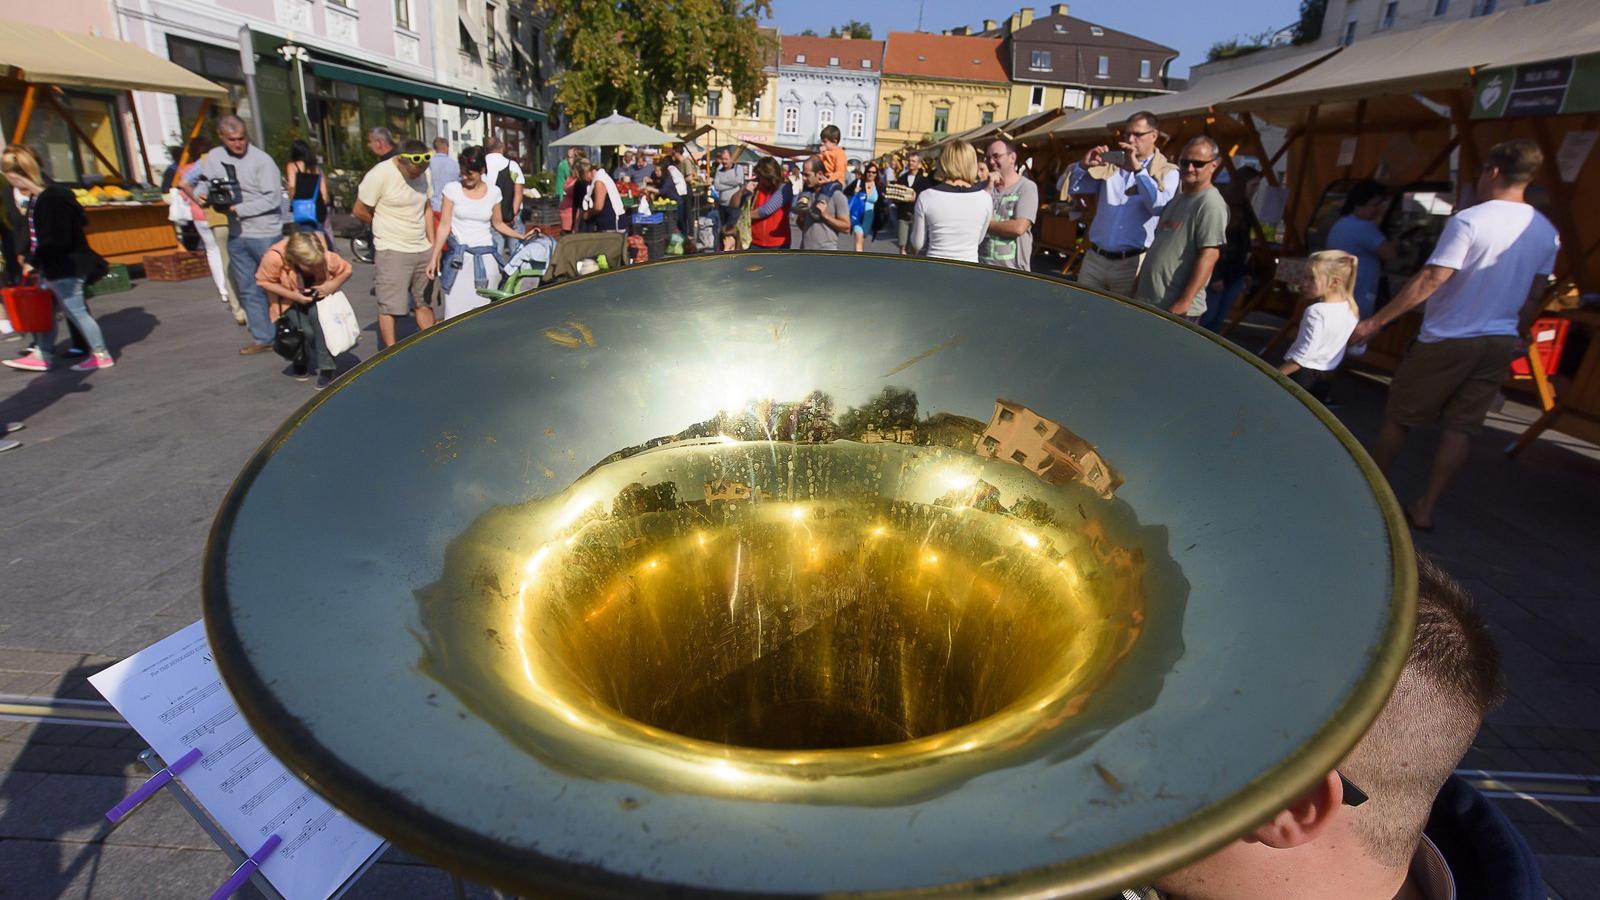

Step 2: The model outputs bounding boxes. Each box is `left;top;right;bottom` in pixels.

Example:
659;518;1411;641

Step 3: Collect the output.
1472;53;1600;119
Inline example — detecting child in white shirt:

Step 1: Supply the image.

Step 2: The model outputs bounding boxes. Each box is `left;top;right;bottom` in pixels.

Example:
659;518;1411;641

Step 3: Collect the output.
1280;250;1361;403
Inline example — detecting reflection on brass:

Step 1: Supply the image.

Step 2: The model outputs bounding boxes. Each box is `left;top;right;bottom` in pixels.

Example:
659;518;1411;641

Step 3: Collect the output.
417;391;1173;805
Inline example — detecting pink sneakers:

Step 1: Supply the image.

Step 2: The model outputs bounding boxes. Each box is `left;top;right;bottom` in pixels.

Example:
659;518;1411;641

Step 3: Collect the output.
3;355;49;372
72;352;115;371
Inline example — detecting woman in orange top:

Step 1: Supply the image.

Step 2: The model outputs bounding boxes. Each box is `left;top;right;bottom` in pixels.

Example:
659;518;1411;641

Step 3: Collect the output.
255;233;353;388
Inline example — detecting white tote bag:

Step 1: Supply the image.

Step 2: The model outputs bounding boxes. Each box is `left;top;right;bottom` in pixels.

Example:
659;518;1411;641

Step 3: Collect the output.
316;291;362;357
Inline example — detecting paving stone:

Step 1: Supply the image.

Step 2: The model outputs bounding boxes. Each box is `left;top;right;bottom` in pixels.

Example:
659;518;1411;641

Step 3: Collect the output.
1540;854;1600;900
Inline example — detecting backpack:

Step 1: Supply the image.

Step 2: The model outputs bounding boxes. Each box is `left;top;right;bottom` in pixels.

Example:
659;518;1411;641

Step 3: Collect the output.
496;164;518;223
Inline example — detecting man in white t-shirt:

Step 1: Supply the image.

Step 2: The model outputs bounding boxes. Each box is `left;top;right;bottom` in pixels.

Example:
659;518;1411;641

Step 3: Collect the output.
483;136;524;258
1349;139;1559;530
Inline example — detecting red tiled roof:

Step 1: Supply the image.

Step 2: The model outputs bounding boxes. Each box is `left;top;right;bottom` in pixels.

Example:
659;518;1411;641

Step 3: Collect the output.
883;32;1008;83
779;35;885;71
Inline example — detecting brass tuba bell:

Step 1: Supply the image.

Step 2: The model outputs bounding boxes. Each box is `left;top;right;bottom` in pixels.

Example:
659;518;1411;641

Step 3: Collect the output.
205;253;1413;897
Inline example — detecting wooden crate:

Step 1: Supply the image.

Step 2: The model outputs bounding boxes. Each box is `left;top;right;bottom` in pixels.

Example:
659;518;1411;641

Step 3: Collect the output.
144;250;212;282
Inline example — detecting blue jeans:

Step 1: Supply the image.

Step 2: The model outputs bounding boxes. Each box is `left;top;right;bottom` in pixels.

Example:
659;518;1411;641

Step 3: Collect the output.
228;234;280;345
1199;275;1252;333
38;276;106;363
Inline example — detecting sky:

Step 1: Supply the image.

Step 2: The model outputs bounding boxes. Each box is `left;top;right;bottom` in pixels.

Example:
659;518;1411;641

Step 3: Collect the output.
765;0;1305;78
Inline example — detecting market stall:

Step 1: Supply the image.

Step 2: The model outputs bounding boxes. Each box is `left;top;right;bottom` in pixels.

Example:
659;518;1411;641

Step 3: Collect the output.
1217;0;1600;446
1;20;226;265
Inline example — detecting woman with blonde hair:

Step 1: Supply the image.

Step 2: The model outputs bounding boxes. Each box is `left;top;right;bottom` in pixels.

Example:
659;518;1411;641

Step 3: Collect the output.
1279;250;1361;403
1;146;114;372
255;232;353;389
909;142;991;262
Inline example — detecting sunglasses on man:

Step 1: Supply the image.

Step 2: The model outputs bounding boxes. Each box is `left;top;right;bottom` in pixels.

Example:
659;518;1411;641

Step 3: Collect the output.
1177;157;1217;169
1338;771;1369;807
398;151;434;165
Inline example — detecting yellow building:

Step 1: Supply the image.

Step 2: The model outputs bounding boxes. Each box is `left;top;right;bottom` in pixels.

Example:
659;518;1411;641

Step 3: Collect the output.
662;27;780;146
876;32;1012;158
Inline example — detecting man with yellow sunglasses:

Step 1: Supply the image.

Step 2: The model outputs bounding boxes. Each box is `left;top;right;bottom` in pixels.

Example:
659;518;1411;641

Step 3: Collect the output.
354;138;438;348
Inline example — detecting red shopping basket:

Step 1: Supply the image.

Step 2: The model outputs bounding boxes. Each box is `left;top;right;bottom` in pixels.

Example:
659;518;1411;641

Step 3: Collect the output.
2;281;55;333
1510;317;1569;379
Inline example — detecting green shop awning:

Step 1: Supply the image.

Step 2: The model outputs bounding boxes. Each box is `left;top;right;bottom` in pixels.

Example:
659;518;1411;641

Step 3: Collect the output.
308;59;545;122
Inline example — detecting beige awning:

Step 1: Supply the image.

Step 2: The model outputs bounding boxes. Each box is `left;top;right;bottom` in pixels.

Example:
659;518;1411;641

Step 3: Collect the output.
0;20;227;98
1020;45;1338;144
1222;0;1600;111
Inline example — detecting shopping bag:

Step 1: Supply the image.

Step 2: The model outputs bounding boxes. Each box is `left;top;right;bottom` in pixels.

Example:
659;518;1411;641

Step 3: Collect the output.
315;291;362;357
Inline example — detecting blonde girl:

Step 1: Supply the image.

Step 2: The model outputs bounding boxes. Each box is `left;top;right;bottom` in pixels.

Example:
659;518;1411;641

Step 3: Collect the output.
1280;250;1361;402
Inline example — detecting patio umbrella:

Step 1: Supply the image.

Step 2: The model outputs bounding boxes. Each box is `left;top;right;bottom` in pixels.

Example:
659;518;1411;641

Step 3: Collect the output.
550;111;678;148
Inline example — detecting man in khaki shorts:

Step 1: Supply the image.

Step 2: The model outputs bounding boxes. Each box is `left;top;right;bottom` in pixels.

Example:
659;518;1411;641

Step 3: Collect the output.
354;139;436;348
1349;139;1559;531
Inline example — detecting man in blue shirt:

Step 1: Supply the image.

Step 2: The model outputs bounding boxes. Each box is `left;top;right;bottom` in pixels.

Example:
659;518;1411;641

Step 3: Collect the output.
1065;111;1179;298
1326;180;1394;318
427;137;460;223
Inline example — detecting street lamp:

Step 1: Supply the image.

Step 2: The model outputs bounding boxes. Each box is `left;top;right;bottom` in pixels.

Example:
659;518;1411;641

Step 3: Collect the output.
277;40;311;128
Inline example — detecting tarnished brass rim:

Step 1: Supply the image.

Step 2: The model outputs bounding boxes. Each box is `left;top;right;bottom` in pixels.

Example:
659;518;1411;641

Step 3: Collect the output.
203;251;1415;898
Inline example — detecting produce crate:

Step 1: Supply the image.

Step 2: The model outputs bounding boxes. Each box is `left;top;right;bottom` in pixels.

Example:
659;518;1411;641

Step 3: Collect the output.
86;264;133;298
144;250;211;282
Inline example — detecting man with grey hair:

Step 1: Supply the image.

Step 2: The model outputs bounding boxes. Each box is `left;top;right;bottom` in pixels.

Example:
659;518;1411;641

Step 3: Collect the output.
1134;135;1227;322
427;136;459;223
180;115;285;354
367;127;397;161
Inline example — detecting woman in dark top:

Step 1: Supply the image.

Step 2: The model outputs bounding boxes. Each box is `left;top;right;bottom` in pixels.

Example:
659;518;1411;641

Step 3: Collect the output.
285;139;332;245
1;146;113;371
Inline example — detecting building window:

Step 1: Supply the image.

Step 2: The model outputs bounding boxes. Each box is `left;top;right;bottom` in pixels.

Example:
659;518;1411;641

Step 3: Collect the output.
861;59;871;69
795;54;806;64
485;3;498;64
932;106;949;133
1471;0;1497;13
981;109;994;124
849;109;864;140
1096;55;1109;77
829;56;839;66
1379;2;1398;28
1030;50;1051;69
1139;59;1152;80
887;103;901;129
1029;85;1045;110
998;408;1015;422
394;0;412;29
1010;450;1029;464
1341;18;1358;44
1033;422;1048;436
981;436;999;451
706;90;721;117
749;97;762;119
818;106;833;129
782;106;798;134
1433;0;1450;13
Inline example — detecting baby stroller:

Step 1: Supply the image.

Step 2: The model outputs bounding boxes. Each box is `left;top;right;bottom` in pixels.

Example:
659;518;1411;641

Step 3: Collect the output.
476;229;557;303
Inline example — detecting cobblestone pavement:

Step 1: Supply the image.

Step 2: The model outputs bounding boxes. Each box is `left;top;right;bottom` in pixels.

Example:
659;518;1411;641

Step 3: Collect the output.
2;247;1597;898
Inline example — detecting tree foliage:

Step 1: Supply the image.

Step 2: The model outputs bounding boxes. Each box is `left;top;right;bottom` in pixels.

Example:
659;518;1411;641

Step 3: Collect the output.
838;387;919;438
828;20;872;39
536;0;775;127
1293;0;1327;45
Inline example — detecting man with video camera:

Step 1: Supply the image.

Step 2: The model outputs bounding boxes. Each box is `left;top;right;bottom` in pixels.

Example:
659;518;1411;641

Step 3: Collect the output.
181;115;284;355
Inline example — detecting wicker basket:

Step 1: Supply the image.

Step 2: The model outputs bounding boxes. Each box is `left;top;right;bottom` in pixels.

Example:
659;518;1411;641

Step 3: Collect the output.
144;250;212;282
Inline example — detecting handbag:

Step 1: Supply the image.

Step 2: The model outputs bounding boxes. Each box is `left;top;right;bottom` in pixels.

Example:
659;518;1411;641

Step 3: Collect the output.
272;313;305;362
315;290;361;357
167;188;193;223
290;174;321;228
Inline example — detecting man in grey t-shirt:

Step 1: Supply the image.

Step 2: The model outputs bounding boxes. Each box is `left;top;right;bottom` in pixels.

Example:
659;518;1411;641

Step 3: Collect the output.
711;148;745;234
1135;136;1228;320
980;139;1039;270
795;158;851;251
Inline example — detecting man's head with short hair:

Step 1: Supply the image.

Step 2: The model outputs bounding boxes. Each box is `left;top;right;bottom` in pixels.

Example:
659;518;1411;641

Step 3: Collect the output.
367;127;395;156
394;139;430;179
1176;135;1221;191
1120;111;1161;160
217;115;250;157
820;124;841;146
432;137;450;154
1344;179;1388;219
717;148;733;168
1483;138;1543;187
1156;554;1505;899
985;138;1019;179
483;135;504;153
803;156;828;186
908;152;923;173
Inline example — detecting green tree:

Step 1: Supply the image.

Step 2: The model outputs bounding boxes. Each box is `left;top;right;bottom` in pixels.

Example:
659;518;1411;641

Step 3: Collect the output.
838;387;919;439
828;20;872;39
537;0;775;127
799;28;817;36
1293;0;1327;45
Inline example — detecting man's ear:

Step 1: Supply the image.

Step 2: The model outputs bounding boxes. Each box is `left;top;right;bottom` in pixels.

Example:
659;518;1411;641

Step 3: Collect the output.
1246;770;1345;850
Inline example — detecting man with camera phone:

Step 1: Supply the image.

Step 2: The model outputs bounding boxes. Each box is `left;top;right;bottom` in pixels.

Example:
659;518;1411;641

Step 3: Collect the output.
1064;110;1179;297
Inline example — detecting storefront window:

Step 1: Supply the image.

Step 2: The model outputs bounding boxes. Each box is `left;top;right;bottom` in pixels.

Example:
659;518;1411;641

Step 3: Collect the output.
168;36;253;140
0;90;129;184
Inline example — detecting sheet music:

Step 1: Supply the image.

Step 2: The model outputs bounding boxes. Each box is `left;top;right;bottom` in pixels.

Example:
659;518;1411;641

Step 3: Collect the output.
90;621;385;900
